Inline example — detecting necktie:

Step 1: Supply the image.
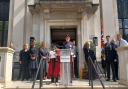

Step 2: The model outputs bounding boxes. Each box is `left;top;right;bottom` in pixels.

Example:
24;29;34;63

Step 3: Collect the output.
119;41;120;47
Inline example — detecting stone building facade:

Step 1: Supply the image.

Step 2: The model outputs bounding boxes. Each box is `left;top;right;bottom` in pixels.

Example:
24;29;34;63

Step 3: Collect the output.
5;0;119;74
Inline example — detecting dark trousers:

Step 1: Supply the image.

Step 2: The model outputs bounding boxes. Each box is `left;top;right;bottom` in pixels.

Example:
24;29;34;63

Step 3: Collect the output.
114;62;119;80
19;62;30;80
31;69;37;81
74;57;78;78
40;60;43;88
51;58;58;82
39;60;48;88
106;60;116;80
85;59;97;80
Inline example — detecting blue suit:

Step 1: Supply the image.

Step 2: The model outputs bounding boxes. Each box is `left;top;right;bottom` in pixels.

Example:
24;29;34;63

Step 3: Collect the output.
105;42;116;81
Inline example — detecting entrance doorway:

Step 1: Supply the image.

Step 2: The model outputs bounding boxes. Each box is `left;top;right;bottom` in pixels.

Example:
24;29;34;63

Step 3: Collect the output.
50;27;79;78
50;27;77;49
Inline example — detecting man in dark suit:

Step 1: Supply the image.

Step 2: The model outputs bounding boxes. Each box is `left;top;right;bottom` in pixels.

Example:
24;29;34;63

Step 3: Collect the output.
105;35;116;82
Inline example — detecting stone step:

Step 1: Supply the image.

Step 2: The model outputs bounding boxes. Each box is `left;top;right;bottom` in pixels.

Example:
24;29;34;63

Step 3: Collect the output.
3;80;128;89
0;83;4;89
4;87;128;89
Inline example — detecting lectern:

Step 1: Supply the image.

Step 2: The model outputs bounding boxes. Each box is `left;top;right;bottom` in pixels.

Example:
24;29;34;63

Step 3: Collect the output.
60;49;71;86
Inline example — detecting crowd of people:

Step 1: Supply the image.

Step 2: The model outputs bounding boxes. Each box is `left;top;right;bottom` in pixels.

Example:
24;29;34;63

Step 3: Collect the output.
18;35;78;83
18;33;128;83
102;34;128;82
83;34;128;82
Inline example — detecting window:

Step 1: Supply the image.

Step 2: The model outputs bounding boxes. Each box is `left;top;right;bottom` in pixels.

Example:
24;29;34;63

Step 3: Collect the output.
0;0;10;47
117;0;128;41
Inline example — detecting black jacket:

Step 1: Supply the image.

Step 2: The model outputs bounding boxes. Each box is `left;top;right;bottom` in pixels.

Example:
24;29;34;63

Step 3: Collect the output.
83;48;96;63
105;42;118;61
19;50;29;63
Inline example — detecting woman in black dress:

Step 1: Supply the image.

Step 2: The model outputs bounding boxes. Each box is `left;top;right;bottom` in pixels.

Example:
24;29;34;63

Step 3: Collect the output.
83;42;97;80
19;44;30;80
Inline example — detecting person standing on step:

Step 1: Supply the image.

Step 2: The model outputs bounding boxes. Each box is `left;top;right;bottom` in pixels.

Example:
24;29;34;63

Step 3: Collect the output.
105;35;116;82
39;41;49;79
19;44;30;81
29;41;38;81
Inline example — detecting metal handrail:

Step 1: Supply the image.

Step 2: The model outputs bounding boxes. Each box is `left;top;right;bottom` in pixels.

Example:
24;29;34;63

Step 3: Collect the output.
88;56;105;89
95;60;106;80
32;59;42;89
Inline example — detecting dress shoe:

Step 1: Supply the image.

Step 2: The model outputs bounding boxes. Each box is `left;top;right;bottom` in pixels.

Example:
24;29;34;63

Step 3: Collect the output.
106;79;110;81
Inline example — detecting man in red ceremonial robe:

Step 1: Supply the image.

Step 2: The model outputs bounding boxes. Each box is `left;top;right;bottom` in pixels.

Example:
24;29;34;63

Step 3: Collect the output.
48;45;60;83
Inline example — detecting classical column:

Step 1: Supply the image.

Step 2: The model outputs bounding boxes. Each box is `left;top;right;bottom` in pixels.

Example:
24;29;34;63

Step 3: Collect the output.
101;0;119;38
23;0;27;44
7;0;14;47
24;2;33;43
93;5;101;60
80;12;89;73
32;13;40;41
39;12;45;42
12;0;26;51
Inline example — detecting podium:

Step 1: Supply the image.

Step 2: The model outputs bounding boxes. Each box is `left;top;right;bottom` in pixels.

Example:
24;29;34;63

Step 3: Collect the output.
60;49;71;86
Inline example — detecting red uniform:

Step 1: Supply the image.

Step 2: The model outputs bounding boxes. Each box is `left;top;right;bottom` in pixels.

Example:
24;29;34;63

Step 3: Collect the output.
48;48;60;78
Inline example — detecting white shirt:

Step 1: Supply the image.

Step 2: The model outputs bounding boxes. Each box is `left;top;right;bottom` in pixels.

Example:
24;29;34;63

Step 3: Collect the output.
49;50;56;59
118;38;128;47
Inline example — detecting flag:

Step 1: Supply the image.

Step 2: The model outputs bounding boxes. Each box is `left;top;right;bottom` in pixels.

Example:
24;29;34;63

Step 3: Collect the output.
101;29;105;48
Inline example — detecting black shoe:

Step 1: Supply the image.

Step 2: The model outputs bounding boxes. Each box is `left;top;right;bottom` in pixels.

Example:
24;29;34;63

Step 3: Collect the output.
116;78;119;80
113;79;116;82
106;79;110;81
51;77;54;83
55;77;58;83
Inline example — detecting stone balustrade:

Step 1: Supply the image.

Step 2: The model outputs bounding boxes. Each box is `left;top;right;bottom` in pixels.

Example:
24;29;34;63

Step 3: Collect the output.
0;47;14;84
117;46;128;85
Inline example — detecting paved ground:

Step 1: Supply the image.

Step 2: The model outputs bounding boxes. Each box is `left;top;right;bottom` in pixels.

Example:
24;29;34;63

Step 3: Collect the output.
4;79;128;89
0;83;4;89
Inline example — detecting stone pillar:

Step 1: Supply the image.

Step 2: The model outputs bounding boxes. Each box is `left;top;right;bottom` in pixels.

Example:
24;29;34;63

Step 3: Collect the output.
7;0;14;47
80;12;89;73
39;12;45;42
12;0;26;51
117;46;128;85
32;13;40;42
24;3;33;43
93;6;101;60
101;0;119;39
0;47;14;84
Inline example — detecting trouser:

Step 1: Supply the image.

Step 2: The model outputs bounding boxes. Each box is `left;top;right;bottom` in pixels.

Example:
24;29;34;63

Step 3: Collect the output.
106;60;116;80
39;60;48;87
114;61;119;79
51;58;57;82
40;60;43;88
19;64;24;80
74;57;78;78
19;62;30;80
31;69;37;81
